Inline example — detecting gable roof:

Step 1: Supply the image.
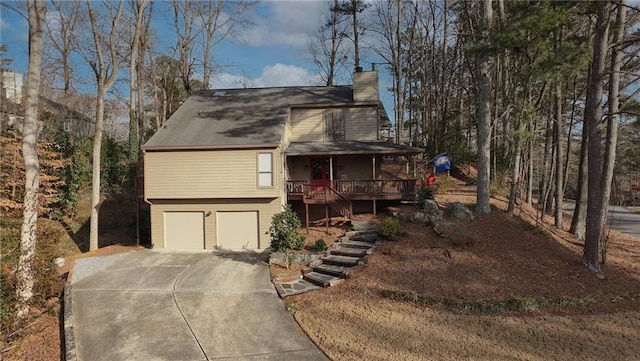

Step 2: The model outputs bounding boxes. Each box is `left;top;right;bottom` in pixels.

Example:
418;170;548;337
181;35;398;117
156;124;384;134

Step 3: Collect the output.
143;86;356;150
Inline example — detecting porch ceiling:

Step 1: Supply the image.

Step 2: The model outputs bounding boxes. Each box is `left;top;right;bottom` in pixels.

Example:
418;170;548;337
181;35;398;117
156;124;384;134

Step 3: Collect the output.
285;141;423;156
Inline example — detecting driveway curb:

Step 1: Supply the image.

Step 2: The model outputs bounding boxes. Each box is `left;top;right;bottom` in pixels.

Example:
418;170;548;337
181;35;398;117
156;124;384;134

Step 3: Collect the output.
63;282;77;361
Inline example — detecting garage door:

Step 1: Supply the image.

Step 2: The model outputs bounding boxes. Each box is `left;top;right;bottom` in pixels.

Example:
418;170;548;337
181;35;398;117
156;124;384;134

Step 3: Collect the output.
217;211;259;249
164;212;205;250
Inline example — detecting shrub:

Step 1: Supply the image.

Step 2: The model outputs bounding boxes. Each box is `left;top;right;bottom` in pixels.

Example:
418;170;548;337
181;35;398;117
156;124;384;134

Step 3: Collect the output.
269;205;305;252
310;238;328;253
416;187;434;210
381;217;404;240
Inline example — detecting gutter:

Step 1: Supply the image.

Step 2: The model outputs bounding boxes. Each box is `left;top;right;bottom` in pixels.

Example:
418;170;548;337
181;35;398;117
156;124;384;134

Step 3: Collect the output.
141;143;280;152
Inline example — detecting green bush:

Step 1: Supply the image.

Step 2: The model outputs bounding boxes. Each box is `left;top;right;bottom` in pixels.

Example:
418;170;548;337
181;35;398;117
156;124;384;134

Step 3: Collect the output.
416;187;434;210
310;238;328;253
381;217;404;240
269;205;305;252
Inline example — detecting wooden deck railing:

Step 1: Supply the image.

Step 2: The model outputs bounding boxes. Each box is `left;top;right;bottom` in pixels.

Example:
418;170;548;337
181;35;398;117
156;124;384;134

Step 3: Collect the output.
288;179;416;197
303;184;353;219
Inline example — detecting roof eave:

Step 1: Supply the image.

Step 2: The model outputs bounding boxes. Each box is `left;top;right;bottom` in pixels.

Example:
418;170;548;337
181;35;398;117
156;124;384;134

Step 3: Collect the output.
142;143;280;151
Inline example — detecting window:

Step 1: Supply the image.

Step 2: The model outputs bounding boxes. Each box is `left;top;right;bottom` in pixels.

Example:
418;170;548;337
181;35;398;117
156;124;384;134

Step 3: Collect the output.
258;152;273;187
324;110;345;141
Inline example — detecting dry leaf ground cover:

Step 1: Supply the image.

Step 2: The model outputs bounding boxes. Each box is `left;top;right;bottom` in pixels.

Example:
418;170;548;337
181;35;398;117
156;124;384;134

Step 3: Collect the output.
284;180;640;361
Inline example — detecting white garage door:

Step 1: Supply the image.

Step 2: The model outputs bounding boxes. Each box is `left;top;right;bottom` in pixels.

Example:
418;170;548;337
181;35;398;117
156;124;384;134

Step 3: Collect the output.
164;212;205;250
217;211;259;249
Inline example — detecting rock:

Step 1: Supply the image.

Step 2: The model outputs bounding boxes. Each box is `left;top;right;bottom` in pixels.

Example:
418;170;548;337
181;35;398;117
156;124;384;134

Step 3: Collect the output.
432;219;456;238
446;202;474;221
422;199;440;213
414;210;444;226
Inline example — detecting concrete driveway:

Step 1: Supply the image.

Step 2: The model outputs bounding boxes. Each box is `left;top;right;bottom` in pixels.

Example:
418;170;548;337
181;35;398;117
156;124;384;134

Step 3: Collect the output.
69;250;328;361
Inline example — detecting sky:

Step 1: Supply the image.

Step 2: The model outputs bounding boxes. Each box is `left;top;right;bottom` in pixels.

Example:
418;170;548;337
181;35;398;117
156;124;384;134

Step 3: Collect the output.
0;0;394;107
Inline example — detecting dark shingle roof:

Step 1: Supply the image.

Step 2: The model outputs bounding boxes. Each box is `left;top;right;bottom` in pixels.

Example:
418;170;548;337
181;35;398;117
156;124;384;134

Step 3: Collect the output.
143;86;354;150
285;141;423;156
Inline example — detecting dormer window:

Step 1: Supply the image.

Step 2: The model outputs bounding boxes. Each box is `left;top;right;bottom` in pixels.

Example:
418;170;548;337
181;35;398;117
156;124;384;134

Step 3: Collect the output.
324;109;345;141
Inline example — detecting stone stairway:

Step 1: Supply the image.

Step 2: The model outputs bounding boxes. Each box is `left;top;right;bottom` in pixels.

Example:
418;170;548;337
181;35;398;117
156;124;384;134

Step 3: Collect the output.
274;220;380;297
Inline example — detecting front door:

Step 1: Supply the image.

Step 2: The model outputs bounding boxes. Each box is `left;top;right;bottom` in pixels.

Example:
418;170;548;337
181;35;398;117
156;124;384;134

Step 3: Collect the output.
310;157;331;187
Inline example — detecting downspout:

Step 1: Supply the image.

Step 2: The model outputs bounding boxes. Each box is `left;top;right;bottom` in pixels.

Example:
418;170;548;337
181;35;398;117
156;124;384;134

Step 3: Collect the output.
141;149;153;248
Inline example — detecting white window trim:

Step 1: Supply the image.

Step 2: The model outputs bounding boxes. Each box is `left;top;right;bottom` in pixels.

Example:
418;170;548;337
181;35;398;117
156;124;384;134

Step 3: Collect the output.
257;152;274;188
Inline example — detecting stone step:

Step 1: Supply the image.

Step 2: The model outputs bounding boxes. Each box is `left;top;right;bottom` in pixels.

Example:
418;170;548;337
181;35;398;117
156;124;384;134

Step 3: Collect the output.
313;263;353;279
347;234;379;243
345;230;380;238
330;247;368;258
350;220;380;232
322;255;363;267
303;271;345;288
339;240;379;249
274;279;323;297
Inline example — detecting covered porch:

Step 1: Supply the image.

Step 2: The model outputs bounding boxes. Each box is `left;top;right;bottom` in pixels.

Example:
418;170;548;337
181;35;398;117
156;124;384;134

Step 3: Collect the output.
284;141;423;219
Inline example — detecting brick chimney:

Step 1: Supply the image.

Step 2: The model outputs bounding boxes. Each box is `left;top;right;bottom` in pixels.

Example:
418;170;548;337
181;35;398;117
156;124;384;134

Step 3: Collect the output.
352;70;379;103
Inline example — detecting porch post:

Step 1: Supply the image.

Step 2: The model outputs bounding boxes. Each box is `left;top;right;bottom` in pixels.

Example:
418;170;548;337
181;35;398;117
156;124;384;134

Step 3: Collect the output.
329;156;333;183
373;155;377;216
305;203;310;234
372;155;376;179
325;204;329;233
373;199;377;216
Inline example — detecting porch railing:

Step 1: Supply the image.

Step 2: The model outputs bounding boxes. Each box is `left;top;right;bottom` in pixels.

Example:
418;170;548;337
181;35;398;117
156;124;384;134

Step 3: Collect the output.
287;179;416;197
303;184;353;219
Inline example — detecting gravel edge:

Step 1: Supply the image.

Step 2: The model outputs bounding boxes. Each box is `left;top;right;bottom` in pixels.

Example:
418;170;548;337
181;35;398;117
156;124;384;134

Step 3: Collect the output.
63;283;76;361
71;253;129;284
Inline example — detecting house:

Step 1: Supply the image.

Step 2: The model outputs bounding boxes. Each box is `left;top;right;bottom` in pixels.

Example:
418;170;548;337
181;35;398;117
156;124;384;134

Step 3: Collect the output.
141;70;423;250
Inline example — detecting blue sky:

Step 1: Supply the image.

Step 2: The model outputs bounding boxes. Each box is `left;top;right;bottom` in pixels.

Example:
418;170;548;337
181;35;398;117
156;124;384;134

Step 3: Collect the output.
0;1;394;101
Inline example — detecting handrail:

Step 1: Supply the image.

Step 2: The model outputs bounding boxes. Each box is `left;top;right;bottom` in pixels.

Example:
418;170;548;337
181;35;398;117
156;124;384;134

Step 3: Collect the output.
326;184;353;219
302;183;353;219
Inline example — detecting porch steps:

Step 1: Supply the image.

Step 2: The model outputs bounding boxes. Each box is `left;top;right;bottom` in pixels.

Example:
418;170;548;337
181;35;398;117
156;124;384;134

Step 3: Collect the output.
274;219;382;298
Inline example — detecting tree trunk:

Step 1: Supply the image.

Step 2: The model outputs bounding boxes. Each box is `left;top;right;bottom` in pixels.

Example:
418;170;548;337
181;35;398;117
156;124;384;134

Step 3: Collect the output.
553;79;564;229
570;121;588;239
128;0;149;161
507;120;522;216
476;0;493;214
583;1;611;272
598;1;626;266
89;82;105;251
87;0;124;251
15;0;45;322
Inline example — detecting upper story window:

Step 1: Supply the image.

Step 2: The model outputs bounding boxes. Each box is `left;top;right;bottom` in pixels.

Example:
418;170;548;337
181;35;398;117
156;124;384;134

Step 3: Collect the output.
257;152;273;187
324;110;345;141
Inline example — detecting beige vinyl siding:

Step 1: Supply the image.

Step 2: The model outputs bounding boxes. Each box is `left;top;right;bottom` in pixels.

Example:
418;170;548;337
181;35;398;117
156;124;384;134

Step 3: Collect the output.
149;198;281;250
145;148;280;199
290;108;324;142
286;155;381;182
345;107;378;140
290;106;378;142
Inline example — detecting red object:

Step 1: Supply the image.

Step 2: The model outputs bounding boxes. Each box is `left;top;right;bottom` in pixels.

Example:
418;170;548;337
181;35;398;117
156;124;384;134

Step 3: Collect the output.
427;175;436;187
632;184;638;191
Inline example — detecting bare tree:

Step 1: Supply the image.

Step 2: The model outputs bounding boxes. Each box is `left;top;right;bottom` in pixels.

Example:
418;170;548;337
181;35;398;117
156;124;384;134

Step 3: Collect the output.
128;0;150;160
82;0;125;251
198;0;256;88
44;0;81;97
15;0;46;322
171;0;200;96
